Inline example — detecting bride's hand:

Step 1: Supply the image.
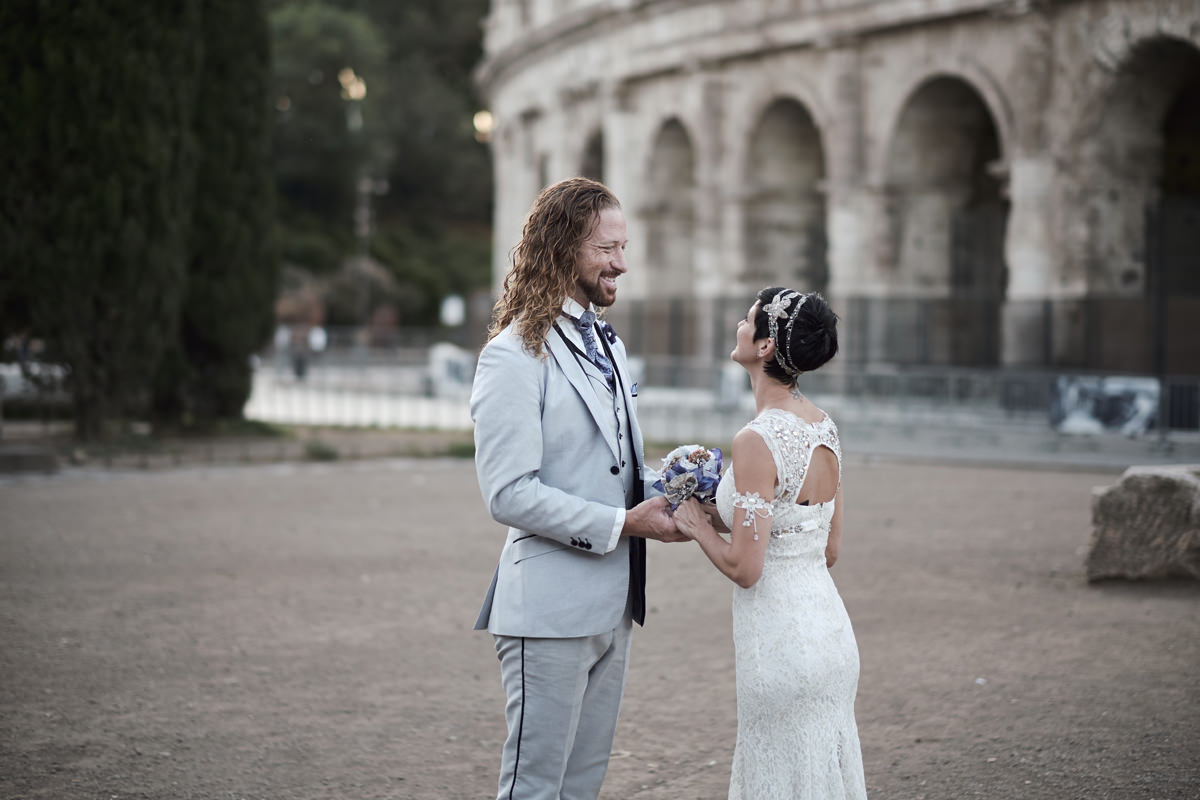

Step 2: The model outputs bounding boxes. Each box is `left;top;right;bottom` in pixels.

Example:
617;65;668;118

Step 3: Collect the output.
673;497;711;540
699;499;730;533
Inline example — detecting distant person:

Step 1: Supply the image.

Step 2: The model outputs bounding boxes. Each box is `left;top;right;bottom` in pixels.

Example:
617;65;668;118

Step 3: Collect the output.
470;177;684;800
291;326;308;381
673;287;868;799
307;325;327;355
273;324;290;374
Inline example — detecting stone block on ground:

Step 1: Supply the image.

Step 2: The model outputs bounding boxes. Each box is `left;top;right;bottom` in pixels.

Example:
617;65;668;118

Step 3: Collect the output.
1088;465;1200;581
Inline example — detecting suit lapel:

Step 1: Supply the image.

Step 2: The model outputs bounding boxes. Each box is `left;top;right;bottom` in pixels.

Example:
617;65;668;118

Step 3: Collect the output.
546;329;621;461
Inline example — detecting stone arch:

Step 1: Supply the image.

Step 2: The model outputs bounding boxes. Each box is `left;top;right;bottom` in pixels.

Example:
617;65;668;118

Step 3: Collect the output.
870;61;1012;186
579;127;604;182
1091;8;1200;72
741;97;828;295
1160;50;1200;376
1075;36;1200;374
878;74;1008;366
733;79;834;168
641;117;697;357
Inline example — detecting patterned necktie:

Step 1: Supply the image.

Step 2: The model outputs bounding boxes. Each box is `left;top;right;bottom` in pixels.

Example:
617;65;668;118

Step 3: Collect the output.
577;310;614;381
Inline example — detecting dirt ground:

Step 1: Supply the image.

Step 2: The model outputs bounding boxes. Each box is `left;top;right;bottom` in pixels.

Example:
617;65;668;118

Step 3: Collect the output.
1;452;1197;800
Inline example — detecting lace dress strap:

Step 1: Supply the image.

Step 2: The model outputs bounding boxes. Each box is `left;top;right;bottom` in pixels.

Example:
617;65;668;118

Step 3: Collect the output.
823;417;844;494
743;412;799;505
744;409;843;504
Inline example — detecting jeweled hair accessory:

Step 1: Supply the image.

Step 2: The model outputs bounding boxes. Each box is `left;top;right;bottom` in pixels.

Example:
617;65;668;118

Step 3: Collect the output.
762;289;809;376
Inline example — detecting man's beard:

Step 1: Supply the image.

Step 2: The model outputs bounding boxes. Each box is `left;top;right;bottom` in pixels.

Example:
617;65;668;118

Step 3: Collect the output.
577;275;615;308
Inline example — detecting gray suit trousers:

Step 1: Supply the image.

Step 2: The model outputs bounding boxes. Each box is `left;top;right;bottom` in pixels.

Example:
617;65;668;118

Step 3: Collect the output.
493;612;634;800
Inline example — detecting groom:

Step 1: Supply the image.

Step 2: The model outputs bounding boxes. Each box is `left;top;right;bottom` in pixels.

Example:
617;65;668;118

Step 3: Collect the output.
471;177;683;800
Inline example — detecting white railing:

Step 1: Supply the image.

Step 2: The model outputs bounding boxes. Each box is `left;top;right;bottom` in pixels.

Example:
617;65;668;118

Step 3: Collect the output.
243;359;1200;447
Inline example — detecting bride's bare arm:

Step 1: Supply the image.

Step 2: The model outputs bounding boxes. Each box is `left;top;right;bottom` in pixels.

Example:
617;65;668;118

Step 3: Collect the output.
672;429;774;588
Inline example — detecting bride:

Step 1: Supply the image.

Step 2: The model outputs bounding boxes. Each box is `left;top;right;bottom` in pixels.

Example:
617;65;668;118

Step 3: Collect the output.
673;287;868;799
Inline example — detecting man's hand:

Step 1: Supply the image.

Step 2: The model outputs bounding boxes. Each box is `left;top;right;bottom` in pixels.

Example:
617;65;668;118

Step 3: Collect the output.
623;496;689;542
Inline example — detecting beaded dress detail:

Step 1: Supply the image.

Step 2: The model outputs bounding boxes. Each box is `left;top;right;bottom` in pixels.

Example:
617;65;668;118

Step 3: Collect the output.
715;408;867;799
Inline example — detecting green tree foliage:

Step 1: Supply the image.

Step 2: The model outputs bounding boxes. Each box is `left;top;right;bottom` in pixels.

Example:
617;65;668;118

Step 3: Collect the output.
269;2;388;274
0;1;203;439
1;1;279;438
269;0;493;325
363;0;493;222
154;0;279;427
0;0;489;437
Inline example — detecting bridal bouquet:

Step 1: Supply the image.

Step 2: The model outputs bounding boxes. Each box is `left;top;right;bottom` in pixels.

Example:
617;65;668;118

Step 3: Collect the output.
652;445;723;509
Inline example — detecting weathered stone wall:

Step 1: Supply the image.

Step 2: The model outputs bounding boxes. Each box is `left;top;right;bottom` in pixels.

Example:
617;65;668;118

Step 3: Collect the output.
478;0;1200;371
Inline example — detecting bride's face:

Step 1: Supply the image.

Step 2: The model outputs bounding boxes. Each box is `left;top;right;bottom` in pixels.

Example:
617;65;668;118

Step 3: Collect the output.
731;300;763;365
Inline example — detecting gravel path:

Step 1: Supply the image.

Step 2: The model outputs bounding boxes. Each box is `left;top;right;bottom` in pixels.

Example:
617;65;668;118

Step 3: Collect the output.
2;455;1197;799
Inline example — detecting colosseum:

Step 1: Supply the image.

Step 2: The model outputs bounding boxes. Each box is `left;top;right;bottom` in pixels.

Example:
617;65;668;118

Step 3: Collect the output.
476;0;1199;384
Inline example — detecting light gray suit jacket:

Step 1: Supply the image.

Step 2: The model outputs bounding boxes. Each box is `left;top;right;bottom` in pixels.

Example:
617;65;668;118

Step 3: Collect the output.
471;320;654;638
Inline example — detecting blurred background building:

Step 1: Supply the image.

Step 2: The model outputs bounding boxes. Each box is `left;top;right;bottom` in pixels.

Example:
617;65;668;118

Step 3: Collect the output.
476;0;1200;385
11;1;1196;443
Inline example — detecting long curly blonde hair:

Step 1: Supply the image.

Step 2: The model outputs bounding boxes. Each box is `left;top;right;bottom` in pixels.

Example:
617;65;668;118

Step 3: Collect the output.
488;177;620;356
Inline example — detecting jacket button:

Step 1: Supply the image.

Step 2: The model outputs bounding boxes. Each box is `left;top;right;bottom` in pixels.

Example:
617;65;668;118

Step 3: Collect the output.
610;465;619;475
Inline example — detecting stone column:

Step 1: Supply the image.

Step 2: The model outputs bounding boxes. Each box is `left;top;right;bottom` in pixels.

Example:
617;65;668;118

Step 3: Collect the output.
1001;11;1056;367
823;45;865;303
1002;156;1055;366
693;73;728;366
822;44;874;367
489;114;525;298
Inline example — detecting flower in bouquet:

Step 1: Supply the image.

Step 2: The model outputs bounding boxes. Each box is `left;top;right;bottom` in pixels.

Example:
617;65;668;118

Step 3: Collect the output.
652;445;723;509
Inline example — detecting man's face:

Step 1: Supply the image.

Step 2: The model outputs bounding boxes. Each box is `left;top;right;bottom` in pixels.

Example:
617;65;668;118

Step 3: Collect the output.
572;206;628;308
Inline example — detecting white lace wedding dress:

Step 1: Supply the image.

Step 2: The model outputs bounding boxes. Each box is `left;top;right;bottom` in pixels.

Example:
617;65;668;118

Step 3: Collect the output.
715;408;867;799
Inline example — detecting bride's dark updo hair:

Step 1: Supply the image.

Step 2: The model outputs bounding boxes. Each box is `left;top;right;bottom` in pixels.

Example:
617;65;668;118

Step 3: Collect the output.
752;286;839;385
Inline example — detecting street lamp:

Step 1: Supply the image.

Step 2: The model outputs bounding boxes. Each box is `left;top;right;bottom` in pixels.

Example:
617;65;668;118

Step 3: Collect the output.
473;110;494;143
339;67;367;132
341;66;371;361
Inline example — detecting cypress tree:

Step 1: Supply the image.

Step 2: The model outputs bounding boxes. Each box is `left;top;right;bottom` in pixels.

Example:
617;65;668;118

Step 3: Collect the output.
0;1;202;439
154;0;278;426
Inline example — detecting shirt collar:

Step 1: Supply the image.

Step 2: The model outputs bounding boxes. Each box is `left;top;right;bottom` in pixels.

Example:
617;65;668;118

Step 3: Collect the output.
561;297;592;321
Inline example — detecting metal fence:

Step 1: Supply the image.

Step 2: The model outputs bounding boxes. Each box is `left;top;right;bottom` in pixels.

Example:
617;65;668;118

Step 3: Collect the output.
3;340;1197;441
634;357;1200;434
243;351;1200;444
601;294;1200;376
